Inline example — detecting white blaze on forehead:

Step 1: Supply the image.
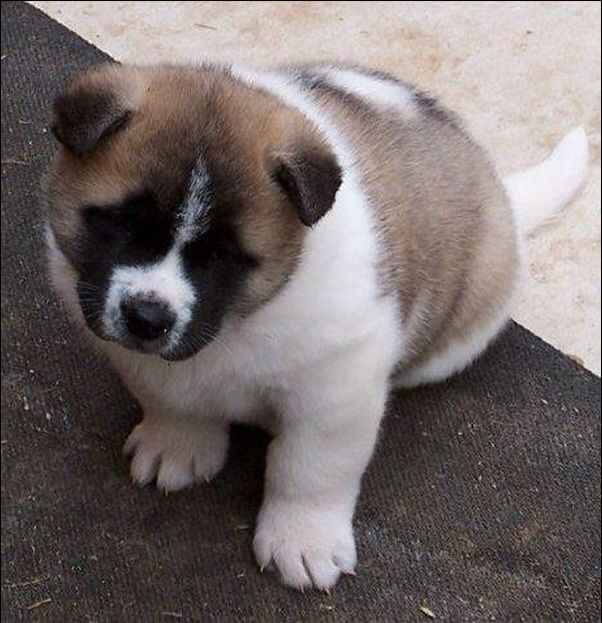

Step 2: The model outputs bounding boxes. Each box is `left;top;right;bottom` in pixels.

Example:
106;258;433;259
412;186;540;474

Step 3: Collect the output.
319;67;417;117
177;154;213;243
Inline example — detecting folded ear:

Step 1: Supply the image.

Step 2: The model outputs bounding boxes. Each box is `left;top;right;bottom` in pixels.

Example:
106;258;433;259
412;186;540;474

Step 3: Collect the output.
273;144;342;226
51;64;147;154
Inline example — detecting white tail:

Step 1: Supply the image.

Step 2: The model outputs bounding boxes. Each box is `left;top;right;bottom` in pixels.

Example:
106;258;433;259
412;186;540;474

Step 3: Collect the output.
504;127;589;234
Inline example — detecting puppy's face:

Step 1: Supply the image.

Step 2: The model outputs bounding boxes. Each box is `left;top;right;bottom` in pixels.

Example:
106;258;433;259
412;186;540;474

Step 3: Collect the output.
47;64;341;360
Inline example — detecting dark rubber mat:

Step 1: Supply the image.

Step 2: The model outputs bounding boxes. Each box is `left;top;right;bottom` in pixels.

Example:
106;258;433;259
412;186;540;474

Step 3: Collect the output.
1;2;600;621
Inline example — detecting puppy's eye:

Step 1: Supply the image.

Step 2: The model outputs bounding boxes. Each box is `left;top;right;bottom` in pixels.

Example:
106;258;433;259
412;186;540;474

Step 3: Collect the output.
83;206;132;238
185;239;230;265
183;231;258;268
84;206;124;227
210;240;238;261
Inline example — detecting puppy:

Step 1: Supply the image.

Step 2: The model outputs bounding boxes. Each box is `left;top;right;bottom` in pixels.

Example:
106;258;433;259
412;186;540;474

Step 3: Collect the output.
45;62;588;590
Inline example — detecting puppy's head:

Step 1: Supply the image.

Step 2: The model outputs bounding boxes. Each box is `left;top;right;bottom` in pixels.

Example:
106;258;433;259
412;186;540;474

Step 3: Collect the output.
47;64;341;360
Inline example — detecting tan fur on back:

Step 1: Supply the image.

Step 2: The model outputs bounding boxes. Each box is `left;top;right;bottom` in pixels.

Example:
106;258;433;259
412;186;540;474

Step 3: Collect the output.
302;78;519;374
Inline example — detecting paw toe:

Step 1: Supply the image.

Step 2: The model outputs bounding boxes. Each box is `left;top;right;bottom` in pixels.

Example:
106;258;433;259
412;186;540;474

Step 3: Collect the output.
130;449;160;486
273;550;312;590
303;553;341;590
332;541;357;575
156;457;195;492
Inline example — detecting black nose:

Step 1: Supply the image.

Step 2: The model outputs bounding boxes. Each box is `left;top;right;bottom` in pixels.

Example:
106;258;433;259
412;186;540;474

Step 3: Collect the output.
121;298;175;341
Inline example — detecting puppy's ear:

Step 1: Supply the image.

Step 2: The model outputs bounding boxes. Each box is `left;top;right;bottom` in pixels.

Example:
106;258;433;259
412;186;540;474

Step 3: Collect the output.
52;64;147;154
273;144;342;226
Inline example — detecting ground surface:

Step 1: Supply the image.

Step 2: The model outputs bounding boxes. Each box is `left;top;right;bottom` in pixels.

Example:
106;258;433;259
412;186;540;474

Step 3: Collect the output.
1;3;600;621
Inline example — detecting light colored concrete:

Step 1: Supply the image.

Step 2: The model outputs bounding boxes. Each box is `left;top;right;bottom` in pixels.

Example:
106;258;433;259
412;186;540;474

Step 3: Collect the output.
32;1;601;374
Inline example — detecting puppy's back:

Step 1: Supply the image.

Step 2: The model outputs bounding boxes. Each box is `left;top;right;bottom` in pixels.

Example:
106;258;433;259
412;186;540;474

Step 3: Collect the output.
291;64;519;376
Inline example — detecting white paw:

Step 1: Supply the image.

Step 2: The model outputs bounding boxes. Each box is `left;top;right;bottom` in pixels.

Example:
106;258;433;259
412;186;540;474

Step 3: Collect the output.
253;501;357;591
123;418;228;492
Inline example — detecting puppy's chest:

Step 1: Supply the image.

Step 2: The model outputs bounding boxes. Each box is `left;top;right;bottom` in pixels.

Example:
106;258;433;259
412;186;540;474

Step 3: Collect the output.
156;360;273;425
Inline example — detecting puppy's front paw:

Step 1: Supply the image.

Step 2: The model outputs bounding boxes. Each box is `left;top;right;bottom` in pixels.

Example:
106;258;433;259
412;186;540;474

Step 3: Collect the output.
253;501;357;591
123;418;228;492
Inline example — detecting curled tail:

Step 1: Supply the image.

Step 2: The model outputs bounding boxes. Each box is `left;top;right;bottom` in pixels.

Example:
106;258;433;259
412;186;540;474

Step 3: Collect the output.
504;127;589;235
